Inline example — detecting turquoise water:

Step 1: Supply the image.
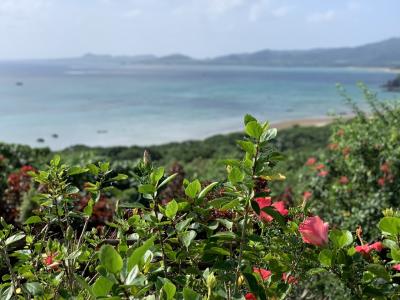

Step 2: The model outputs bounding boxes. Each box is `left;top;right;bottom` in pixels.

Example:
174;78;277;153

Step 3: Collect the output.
0;64;397;149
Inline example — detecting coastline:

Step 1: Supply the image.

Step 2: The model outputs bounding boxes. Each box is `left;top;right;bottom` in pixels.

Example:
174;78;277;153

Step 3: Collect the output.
344;66;400;73
272;117;334;129
271;115;352;130
0;116;344;151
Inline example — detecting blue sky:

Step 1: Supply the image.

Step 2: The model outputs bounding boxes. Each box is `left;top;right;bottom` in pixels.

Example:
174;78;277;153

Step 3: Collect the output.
0;0;399;59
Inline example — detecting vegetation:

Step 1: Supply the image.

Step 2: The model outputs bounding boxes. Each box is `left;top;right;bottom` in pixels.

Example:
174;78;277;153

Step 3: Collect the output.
1;89;400;299
384;74;400;92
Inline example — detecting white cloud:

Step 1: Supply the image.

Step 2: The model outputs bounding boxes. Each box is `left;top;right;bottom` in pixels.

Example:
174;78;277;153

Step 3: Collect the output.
306;10;336;23
248;0;270;22
122;9;142;18
207;0;244;15
0;0;50;16
271;5;293;17
171;0;246;19
347;1;361;11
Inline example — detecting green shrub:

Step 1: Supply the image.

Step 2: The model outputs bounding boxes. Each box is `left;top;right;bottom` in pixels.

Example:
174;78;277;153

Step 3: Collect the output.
1;115;400;299
299;86;400;238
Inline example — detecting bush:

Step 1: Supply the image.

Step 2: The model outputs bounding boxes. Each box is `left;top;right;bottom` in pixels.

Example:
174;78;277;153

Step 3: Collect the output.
1;114;400;299
299;86;400;238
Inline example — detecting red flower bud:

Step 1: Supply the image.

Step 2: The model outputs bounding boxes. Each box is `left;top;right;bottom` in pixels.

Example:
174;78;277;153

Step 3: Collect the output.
245;293;256;300
339;176;349;185
318;170;329;177
305;157;317;166
303;191;312;202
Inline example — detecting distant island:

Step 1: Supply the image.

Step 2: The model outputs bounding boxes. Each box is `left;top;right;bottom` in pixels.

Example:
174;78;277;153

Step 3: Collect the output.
383;74;400;91
2;37;400;69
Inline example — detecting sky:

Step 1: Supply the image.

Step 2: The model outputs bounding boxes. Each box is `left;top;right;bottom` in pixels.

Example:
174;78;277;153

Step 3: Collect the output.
0;0;399;59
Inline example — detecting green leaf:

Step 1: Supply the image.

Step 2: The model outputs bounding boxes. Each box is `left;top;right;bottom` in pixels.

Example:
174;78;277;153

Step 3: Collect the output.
138;184;156;195
185;180;201;199
5;232;25;246
179;230;197;248
379;217;400;236
162;280;176;300
383;239;398;250
93;191;101;203
307;268;327;276
125;265;139;285
158;173;178;189
228;167;244;184
211;232;237;240
392;248;400;261
347;247;356;256
175;218;192;232
51;155;61;166
1;286;14;300
66;185;79;194
329;229;353;249
83;199;94;217
127;237;155;271
24;216;42;225
263;128;277;141
87;164;99;176
251;200;260;214
245;121;263;139
367;264;390;282
221;199;240;210
92;276;114;297
244;114;257;125
183;287;201;300
207;197;230;208
99;245;123;274
67;250;82;260
198;182;219;199
269;151;286;161
204;247;230;256
221;159;241;167
151;167;165;185
319;249;333;267
110;173;128;181
74;274;95;297
68;166;88;176
217;218;233;230
237;140;256;156
119;202;146;209
23;282;44;296
165;200;179;219
99;162;110;173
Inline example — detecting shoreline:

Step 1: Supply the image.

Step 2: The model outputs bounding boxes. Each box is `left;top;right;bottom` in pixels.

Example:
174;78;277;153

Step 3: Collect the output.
1;116;343;151
344;66;400;73
271;116;346;130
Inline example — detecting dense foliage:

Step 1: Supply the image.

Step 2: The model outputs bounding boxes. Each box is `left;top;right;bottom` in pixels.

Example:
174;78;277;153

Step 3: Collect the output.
2;103;400;299
298;87;400;238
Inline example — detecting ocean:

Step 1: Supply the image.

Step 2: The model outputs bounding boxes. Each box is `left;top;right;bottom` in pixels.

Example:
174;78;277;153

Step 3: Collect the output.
0;63;397;150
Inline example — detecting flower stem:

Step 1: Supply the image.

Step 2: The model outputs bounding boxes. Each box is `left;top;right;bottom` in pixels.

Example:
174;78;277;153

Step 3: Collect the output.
1;240;22;298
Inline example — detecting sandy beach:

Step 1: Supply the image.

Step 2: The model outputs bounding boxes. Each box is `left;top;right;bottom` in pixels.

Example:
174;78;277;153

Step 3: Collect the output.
271;115;353;130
